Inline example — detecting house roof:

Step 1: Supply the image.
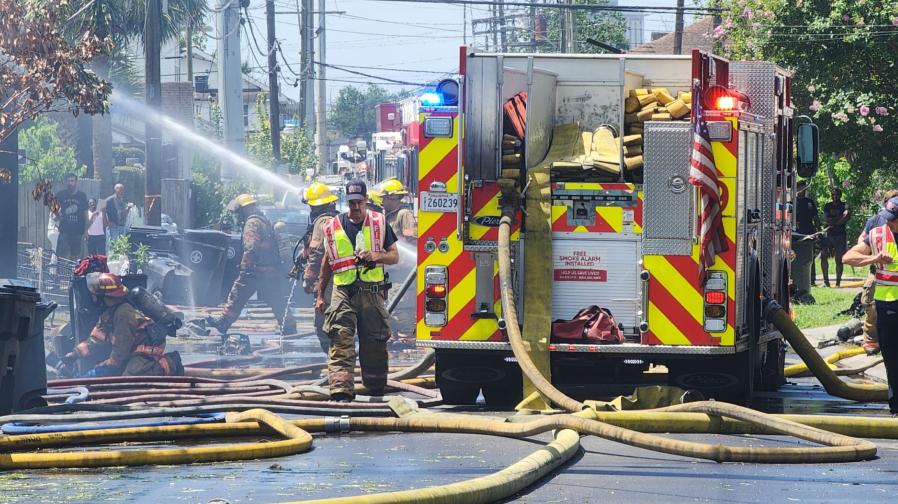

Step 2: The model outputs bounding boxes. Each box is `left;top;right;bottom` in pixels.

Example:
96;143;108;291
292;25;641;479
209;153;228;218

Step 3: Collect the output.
629;16;716;54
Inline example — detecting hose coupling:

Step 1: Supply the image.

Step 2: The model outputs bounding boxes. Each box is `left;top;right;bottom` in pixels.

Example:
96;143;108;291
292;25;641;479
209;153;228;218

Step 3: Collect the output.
497;318;507;331
761;296;782;322
324;415;351;434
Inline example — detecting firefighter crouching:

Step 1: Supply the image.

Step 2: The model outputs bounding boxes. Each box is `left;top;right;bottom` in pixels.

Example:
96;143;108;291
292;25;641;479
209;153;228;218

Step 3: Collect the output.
380;179;417;340
59;273;183;377
290;183;340;353
203;194;297;336
315;178;400;402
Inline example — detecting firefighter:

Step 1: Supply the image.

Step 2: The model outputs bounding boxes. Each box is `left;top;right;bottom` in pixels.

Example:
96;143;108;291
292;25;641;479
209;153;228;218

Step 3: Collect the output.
204;194;297;335
843;196;898;418
315;178;400;402
380;179;417;244
59;273;183;377
291;183;340;352
367;189;384;214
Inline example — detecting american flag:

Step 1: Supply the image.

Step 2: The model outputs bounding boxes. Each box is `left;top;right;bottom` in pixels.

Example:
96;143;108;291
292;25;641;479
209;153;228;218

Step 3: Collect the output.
688;87;729;287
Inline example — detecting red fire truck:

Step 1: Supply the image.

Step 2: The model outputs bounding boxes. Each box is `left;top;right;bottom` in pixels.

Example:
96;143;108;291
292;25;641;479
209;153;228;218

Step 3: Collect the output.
412;47;820;406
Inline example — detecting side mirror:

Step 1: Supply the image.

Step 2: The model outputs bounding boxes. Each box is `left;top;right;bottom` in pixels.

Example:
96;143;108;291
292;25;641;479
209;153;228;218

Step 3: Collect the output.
796;122;819;178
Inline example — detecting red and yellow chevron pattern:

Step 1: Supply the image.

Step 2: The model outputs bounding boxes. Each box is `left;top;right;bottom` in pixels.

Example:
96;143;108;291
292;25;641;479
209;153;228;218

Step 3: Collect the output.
416;112;503;343
643;118;738;346
550;183;644;234
469;182;522;241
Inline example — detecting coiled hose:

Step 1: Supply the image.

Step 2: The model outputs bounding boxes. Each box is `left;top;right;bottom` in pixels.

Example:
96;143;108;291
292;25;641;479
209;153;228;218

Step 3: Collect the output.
763;298;889;402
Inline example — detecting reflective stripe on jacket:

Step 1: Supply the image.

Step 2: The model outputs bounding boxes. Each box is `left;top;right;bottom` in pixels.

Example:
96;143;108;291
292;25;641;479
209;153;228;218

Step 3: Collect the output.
323;211;386;286
870;224;898;301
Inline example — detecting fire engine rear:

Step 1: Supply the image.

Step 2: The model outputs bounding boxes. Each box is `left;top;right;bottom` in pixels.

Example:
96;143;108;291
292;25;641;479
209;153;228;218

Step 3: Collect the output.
414;48;820;406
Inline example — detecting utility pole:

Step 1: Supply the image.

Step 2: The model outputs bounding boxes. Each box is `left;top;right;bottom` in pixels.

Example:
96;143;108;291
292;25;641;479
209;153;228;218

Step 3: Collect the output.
296;0;307;129
568;0;577;53
673;0;685;55
498;0;506;52
315;0;327;174
145;0;162;226
186;24;194;83
0;132;17;277
218;0;246;181
266;0;281;165
491;4;498;51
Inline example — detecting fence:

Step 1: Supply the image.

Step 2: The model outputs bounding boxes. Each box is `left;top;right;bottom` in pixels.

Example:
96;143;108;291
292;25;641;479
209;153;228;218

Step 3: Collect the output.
16;243;75;325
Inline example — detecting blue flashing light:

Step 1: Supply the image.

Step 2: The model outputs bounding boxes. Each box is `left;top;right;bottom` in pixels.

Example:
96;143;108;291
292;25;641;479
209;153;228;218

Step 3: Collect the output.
421;92;442;106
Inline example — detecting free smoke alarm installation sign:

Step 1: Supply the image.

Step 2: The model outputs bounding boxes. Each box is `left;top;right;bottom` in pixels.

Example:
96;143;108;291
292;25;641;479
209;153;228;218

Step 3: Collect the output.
553;246;607;282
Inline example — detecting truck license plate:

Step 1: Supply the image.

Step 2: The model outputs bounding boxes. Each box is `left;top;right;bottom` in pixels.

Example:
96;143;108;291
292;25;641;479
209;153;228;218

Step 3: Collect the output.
420;192;459;213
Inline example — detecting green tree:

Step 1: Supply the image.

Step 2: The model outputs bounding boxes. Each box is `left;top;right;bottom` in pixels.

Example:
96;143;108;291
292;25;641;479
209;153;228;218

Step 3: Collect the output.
246;94;319;174
17;117;86;183
711;0;898;184
35;0;208;196
500;0;629;53
329;85;401;140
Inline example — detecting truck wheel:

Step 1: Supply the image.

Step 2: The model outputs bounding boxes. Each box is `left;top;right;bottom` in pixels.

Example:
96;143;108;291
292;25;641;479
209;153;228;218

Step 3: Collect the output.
440;387;480;405
481;386;523;408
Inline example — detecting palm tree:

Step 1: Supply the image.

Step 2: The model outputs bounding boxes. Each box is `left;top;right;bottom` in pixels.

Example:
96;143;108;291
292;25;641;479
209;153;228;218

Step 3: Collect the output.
33;0;207;196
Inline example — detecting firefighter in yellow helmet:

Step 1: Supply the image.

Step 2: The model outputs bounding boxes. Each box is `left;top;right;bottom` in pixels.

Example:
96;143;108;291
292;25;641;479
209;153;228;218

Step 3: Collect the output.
379;178;417;341
59;273;183;377
380;179;417;244
290;183;340;352
367;189;384;214
204;194;297;336
315;178;400;402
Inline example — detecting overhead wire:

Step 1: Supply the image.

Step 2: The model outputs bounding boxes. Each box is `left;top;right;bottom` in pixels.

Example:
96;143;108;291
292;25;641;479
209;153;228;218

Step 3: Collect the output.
314;60;427;86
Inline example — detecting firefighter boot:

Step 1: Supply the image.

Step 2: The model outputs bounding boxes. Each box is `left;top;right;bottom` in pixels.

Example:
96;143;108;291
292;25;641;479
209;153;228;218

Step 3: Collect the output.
204;315;232;334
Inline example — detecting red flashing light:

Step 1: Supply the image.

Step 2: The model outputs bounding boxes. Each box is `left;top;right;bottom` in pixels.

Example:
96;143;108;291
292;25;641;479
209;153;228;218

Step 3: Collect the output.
568;345;577;352
704;291;726;305
425;285;447;298
548;344;558;351
588;346;597;352
704;85;739;112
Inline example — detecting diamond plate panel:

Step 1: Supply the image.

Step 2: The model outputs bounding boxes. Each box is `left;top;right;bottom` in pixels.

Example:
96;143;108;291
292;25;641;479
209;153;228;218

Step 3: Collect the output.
730;62;777;120
643;122;694;256
761;132;774;291
736;130;748;328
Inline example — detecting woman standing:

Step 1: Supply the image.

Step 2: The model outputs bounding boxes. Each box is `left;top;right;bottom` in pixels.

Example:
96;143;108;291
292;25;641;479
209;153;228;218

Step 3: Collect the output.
86;198;106;256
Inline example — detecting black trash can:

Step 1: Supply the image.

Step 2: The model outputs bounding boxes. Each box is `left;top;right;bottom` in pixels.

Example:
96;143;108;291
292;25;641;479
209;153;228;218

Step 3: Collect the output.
62;274;147;376
0;278;57;415
146;252;194;305
175;230;229;306
128;226;177;253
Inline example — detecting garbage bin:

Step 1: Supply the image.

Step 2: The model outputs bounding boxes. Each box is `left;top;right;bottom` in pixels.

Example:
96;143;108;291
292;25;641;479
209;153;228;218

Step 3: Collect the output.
146;252;193;305
62;274;147;376
792;235;815;303
128;225;177;253
175;230;229;306
0;278;57;415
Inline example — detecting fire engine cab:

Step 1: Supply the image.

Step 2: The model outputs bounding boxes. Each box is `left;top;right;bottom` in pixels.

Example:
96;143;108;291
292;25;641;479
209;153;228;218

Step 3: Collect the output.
413;48;820;406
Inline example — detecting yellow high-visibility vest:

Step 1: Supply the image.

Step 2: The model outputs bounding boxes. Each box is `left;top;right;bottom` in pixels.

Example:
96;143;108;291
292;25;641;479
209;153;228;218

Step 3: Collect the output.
323;211;386;286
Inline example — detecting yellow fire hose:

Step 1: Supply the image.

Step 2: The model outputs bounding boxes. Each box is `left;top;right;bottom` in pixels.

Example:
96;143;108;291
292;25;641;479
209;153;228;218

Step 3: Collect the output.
0;409;312;470
763;299;889;402
784;347;866;377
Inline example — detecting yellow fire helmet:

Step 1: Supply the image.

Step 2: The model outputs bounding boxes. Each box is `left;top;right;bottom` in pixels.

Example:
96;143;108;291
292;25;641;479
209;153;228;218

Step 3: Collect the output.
234;194;259;210
367;189;383;208
380;178;408;197
303;183;339;206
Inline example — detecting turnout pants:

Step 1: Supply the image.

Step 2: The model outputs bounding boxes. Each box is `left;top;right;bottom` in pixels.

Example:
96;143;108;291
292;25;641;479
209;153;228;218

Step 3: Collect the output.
874;300;898;414
314;283;333;353
862;273;878;343
323;282;392;396
222;270;296;331
121;353;182;377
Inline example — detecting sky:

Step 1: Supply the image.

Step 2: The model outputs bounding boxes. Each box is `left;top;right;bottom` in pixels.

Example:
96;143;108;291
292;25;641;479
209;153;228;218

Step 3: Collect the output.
212;0;700;110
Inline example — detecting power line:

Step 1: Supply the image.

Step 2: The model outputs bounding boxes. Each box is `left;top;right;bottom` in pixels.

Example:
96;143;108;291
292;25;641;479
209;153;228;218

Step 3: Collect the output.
368;0;719;13
314;60;427;86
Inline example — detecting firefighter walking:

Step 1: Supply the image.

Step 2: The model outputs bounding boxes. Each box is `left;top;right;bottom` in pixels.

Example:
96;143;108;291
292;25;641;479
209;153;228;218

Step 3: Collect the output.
844;196;898;417
60;273;183;377
315;178;400;402
203;194;297;335
380;179;418;340
291;183;340;352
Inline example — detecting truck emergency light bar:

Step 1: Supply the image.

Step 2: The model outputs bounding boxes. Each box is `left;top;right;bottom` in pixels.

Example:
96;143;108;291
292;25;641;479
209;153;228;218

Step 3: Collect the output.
420;79;460;107
703;84;751;113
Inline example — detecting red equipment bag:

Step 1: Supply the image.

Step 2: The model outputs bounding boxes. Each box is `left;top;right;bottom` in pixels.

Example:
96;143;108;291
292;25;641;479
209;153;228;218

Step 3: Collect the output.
551;306;624;343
